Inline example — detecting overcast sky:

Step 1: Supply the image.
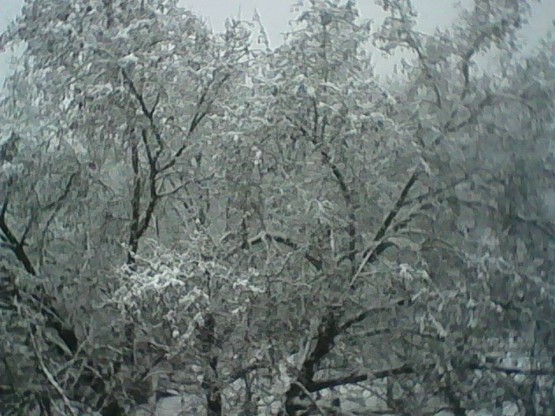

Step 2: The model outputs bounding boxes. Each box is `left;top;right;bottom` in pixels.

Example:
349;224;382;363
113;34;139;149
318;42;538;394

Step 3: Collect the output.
0;0;553;86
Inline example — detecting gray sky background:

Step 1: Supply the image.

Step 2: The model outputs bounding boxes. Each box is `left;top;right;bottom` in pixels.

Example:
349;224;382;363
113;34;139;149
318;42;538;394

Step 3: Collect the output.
0;0;553;87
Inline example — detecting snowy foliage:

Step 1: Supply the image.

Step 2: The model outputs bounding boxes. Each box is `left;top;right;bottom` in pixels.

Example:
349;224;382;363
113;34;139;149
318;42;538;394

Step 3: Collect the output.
1;0;554;415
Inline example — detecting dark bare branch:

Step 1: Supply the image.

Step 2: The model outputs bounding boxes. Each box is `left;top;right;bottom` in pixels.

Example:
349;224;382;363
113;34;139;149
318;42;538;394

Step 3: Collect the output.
0;198;36;275
307;364;414;392
128;138;142;264
372;171;418;245
468;363;555;377
339;298;406;332
242;233;323;270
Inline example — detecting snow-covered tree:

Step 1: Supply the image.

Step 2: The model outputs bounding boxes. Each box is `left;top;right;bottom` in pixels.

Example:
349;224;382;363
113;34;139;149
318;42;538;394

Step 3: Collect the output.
1;0;553;415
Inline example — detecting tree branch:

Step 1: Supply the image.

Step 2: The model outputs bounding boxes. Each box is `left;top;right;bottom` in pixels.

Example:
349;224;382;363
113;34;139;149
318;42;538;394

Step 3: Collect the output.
235;232;323;271
0;197;36;275
308;364;414;392
121;67;164;153
350;171;418;288
128;137;142;264
339;298;406;332
321;149;357;277
29;324;79;416
292;381;327;416
372;171;418;244
468;363;555;377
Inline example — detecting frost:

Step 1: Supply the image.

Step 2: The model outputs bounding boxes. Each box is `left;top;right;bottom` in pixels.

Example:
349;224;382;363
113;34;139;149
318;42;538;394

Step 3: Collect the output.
0;0;553;414
0;161;24;177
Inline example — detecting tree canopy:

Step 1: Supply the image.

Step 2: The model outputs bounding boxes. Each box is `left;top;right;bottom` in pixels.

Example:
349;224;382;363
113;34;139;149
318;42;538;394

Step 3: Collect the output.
0;1;554;415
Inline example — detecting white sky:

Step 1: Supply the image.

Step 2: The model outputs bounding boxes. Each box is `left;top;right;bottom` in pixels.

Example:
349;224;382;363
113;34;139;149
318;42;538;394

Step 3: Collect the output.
0;0;553;85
